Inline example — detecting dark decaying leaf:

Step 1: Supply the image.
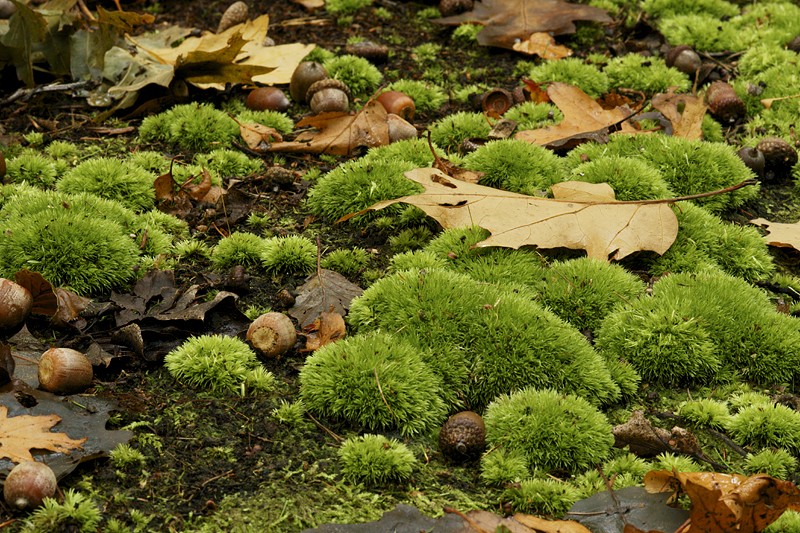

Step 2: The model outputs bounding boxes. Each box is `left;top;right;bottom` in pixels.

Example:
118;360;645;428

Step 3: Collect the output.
301;504;468;532
14;270;91;328
288;269;364;329
0;343;13;385
565;486;690;533
0;381;132;481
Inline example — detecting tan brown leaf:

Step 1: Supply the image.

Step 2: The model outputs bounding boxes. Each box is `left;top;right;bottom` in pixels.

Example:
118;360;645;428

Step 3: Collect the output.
512;32;573;59
288;269;364;328
513;513;594;532
644;470;800;532
0;405;87;463
463;509;592;532
300;309;346;352
651;89;706;140
515;82;640;149
268;99;391;155
342;168;678;261
750;218;800;250
239;122;283;151
434;0;611;51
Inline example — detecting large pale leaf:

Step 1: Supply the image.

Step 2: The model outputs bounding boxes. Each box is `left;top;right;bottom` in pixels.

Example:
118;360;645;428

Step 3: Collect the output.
343;168;678;261
0;1;47;87
0;405;86;463
751;218;800;251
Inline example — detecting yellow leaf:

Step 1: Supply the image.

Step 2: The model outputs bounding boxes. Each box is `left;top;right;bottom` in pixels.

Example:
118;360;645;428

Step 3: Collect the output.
751;218;800;251
0;405;87;463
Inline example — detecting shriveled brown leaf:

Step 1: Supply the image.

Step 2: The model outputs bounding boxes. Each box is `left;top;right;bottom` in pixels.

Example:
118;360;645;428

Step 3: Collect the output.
14;269;58;317
750;218;800;251
238;121;283;152
513;513;594;532
434;0;610;51
342;168;678;261
268;99;391;155
288;269;364;329
0;405;87;463
512;32;573;59
651;89;706;140
155;168;226;216
52;288;91;327
300;309;346;352
644;470;800;532
515;82;640;149
464;509;592;532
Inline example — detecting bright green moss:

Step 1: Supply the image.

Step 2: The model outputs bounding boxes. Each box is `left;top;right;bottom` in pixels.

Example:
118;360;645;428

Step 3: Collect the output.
389;250;447;273
323;55;382;99
451;23;482;43
57;157;156;212
384;80;447;113
602;453;651;481
480;448;529;486
338;434;417;486
127;150;170;174
193;149;264;178
728;391;774;412
677;399;732;429
0;188;139;230
503;102;562;131
728;404;800;454
603;54;690;94
528;58;610;98
299;331;447;436
138;210;189;240
44;140;80;161
701;115;724;142
737;44;799;79
504;478;581;516
261;235;317;275
138;103;240;152
536;257;646;334
387;227;434;252
744;448;797;479
641;0;738;19
306;158;421;225
164;335;275;395
5;152;57;187
428;112;492;154
348;269;620;409
657;14;737;52
325;0;371;15
484;388;614;473
321;247;370;277
21;489;101;533
566;156;673;200
361;137;445;167
462;139;567;195
653;452;704;472
211;232;266;270
234;110;294;135
765;510;800;533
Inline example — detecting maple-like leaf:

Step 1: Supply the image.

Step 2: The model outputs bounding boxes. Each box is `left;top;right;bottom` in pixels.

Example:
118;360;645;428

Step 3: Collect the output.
651;89;707;140
268;99;392;156
0;405;87;463
342;168;678;261
515;82;640;149
434;0;611;51
644;470;800;532
751;218;800;251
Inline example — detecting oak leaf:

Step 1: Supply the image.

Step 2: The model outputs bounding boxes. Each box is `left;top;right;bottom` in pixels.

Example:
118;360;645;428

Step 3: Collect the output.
300;309;347;352
434;0;610;51
651;89;707;140
342;168;678;261
644;470;800;532
750;218;800;251
512;32;573;59
515;82;640;149
268;99;392;156
288;269;364;328
0;405;87;463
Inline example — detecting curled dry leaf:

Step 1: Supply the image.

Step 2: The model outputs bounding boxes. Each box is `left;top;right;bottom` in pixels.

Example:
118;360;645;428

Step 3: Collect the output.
300;309;346;352
512;32;573;59
750;218;800;251
651;89;706;140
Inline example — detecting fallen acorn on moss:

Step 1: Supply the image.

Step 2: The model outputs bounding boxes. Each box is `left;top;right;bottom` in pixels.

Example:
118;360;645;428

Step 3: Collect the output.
3;460;57;510
757;137;798;179
439;410;486;461
38;347;93;395
247;312;297;357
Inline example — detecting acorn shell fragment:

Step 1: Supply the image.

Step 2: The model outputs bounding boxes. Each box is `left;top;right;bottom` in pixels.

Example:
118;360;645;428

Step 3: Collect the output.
247;312;297;357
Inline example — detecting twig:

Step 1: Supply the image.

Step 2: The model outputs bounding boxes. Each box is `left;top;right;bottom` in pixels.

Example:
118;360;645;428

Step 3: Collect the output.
706;428;749;458
373;367;396;422
305;412;342;443
200;469;234;487
1;80;95;106
0;518;17;529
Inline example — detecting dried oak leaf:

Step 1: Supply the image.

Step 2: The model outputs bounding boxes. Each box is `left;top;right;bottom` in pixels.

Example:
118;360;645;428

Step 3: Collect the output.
750;218;800;251
651;89;707;140
288;269;364;329
644;470;800;532
465;509;592;532
512;32;573;59
515;82;640;149
434;0;610;51
14;270;91;327
0;405;86;463
300;309;347;352
268;99;391;156
342;168;678;261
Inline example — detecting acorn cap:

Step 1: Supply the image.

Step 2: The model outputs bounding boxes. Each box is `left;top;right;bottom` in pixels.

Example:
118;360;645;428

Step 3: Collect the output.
305;78;351;101
756;137;798;176
438;410;486;461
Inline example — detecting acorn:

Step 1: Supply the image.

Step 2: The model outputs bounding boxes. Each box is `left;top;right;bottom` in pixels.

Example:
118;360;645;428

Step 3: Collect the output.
757;137;799;178
290;61;329;103
481;88;514;118
307;78;350;114
705;81;745;123
439;0;473;17
736;146;765;177
0;150;6;179
246;312;297;358
38;347;93;395
666;45;701;76
246;87;291;112
217;1;248;33
387;113;418;142
3;461;57;510
0;278;33;338
377;91;415;121
439;411;486;461
344;41;389;64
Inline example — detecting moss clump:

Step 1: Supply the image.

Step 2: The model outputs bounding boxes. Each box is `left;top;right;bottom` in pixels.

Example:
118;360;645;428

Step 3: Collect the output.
389;250;447;273
597;271;800;388
5;152;58;187
504;102;563;131
127;150;170;174
566;156;673;201
164;335;276;395
484;388;614;473
480;448;529;486
193;149;264;179
306;158;421;225
428;112;492;154
462;139;566;195
765;510;800;533
21;490;101;533
677;399;732;429
603;54;690;94
211;232;266;270
641;0;738;19
326;0;371;15
527;58;610;98
349;269;620;409
261;235;317;275
504;478;581;516
536;257;645;334
361;137;446;168
384;80;447;113
744;448;797;479
653;452;704;472
657;14;737;52
57;157;156;212
138;103;240;152
321;248;370;277
323;55;382;99
338;434;416;485
299;331;446;436
234;110;294;135
728;404;800;455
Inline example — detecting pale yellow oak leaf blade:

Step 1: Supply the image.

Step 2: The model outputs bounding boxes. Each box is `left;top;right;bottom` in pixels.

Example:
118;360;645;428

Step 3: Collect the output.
0;405;87;463
750;218;800;250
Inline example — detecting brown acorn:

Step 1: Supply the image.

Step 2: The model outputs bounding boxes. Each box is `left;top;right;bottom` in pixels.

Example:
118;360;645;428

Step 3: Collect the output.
246;87;290;112
377;91;416;121
38;347;93;394
3;461;57;510
439;411;486;461
757;137;799;177
666;45;701;76
481;88;514;118
705;81;745;123
247;312;297;357
217;1;248;33
0;278;33;337
290;61;329;103
307;79;350;114
439;0;473;17
345;41;389;64
736;146;765;177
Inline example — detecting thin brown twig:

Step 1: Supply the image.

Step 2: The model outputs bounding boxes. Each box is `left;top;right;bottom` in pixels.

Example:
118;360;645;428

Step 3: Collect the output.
200;469;234;487
305;412;342;443
373;368;396;421
0;518;17;529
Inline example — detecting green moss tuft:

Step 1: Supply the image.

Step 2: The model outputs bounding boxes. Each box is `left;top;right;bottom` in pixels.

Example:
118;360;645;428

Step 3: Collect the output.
765;510;800;533
744;448;797;479
503;478;581;515
164;335;275;395
641;0;738;19
389;250;447;273
528;58;610;98
234;110;294;135
428;112;492;154
361;137;446;167
138;103;240;152
325;0;371;15
566;156;673;201
604;54;690;94
5;152;57;187
504;102;563;130
321;247;370;277
261;235;317;275
21;489;101;533
484;388;614;473
678;399;732;429
384;80;447;113
193;149;264;179
211;232;266;270
57;157;155;212
480;448;529;486
462;139;567;195
338;434;417;485
299;331;447;436
653;452;704;472
323;55;383;99
728;404;800;454
657;14;737;52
